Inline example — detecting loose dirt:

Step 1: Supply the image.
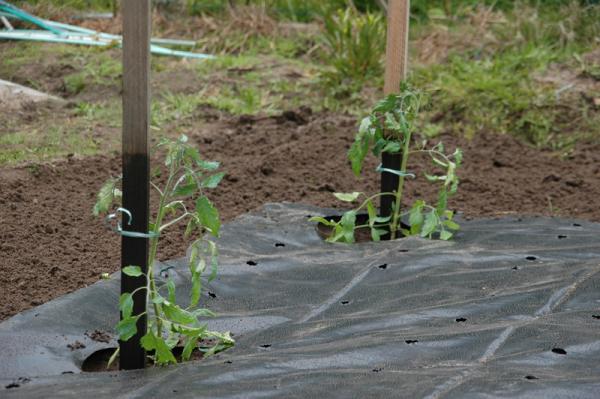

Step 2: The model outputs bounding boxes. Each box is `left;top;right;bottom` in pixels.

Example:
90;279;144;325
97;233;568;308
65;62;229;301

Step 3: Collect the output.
2;108;600;320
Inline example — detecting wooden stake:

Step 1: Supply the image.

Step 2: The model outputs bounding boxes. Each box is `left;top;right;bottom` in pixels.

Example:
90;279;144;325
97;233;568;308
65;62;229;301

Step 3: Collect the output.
120;0;151;370
380;0;410;233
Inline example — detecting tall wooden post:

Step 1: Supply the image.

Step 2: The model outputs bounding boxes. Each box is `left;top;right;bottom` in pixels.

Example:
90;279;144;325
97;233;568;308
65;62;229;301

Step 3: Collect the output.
120;0;151;370
380;0;410;229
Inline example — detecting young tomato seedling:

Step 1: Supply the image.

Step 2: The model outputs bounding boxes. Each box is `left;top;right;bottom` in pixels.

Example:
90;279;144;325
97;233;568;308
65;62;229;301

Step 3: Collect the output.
312;84;462;242
94;135;234;366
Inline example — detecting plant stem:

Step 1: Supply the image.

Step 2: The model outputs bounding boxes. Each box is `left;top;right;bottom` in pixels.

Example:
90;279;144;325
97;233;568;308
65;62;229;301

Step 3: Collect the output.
147;164;176;338
390;130;413;240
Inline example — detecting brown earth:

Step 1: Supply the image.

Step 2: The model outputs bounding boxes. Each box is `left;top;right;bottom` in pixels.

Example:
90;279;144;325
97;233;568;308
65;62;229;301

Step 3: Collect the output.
2;107;600;321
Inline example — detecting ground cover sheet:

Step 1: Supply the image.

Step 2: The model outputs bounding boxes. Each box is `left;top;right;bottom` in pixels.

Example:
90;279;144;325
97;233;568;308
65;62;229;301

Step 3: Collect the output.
1;203;600;398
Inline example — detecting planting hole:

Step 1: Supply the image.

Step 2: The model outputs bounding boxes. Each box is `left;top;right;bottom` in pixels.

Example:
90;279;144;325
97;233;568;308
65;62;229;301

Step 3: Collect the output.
551;347;567;355
405;340;418;344
378;264;388;270
456;317;467;323
525;375;538;380
275;242;285;247
525;256;537;261
246;260;257;266
557;235;567;239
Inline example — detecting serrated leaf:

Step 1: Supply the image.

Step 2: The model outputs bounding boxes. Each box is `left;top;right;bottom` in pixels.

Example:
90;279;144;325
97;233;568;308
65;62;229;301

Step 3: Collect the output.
333;192;361;202
141;331;177;365
196;196;220;237
440;230;453;240
197;160;220;171
421;211;438;238
409;200;425;228
93;178;119;216
381;141;402;153
444;220;460;230
119;293;134;319
436;189;448;216
123;265;143;277
163;301;197;325
173;183;197;197
116;316;138;342
201;172;225;189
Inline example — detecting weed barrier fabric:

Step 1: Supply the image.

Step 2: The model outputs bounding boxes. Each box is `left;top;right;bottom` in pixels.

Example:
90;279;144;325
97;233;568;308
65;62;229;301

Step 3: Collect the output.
2;203;600;398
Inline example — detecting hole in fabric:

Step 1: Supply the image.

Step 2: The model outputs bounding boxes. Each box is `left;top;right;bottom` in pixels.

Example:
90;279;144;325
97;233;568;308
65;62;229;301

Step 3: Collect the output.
246;260;257;266
306;215;312;218
557;235;567;239
208;292;216;298
224;360;233;364
62;371;74;375
173;390;178;393
405;340;418;344
260;344;271;349
573;223;582;227
275;242;285;247
341;300;350;305
455;318;467;323
512;266;519;270
525;375;538;380
551;347;567;355
5;383;20;389
398;249;409;253
592;315;600;319
378;264;388;270
372;367;383;373
525;256;537;261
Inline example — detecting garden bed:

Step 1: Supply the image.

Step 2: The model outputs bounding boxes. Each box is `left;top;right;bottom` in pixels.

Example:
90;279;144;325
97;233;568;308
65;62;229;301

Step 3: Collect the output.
2;110;600;320
2;203;600;397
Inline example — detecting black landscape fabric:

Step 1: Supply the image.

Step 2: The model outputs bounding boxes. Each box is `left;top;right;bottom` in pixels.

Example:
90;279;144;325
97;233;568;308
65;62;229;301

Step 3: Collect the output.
1;203;600;398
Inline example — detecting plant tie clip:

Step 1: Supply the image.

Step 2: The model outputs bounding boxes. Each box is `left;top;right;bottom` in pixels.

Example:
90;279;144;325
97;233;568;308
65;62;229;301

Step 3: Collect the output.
376;164;415;178
105;207;160;239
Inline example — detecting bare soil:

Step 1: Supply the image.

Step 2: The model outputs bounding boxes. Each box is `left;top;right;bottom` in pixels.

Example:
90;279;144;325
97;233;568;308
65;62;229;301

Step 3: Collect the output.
2;108;600;321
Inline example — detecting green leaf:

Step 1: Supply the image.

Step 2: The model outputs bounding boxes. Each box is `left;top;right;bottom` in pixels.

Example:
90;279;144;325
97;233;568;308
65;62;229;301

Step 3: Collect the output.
421;211;438;238
436;189;448;216
333;192;361;202
444;220;460;230
163;301;197;325
341;211;356;243
425;173;444;182
116;316;138;342
167;279;176;303
190;271;202;307
141;331;177;365
371;228;387;242
366;200;377;228
440;230;453;240
119;293;134;319
373;94;398;113
93;178;119;216
308;216;337;226
173;183;197;197
196;196;221;237
182;336;199;361
107;347;119;369
197;160;220;171
123;266;143;277
381;141;402;153
409;200;425;229
201;172;225;189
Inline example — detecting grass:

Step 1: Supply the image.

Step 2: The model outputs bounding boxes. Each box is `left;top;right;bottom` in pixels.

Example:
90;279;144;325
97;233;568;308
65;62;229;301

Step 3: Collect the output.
1;0;599;166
